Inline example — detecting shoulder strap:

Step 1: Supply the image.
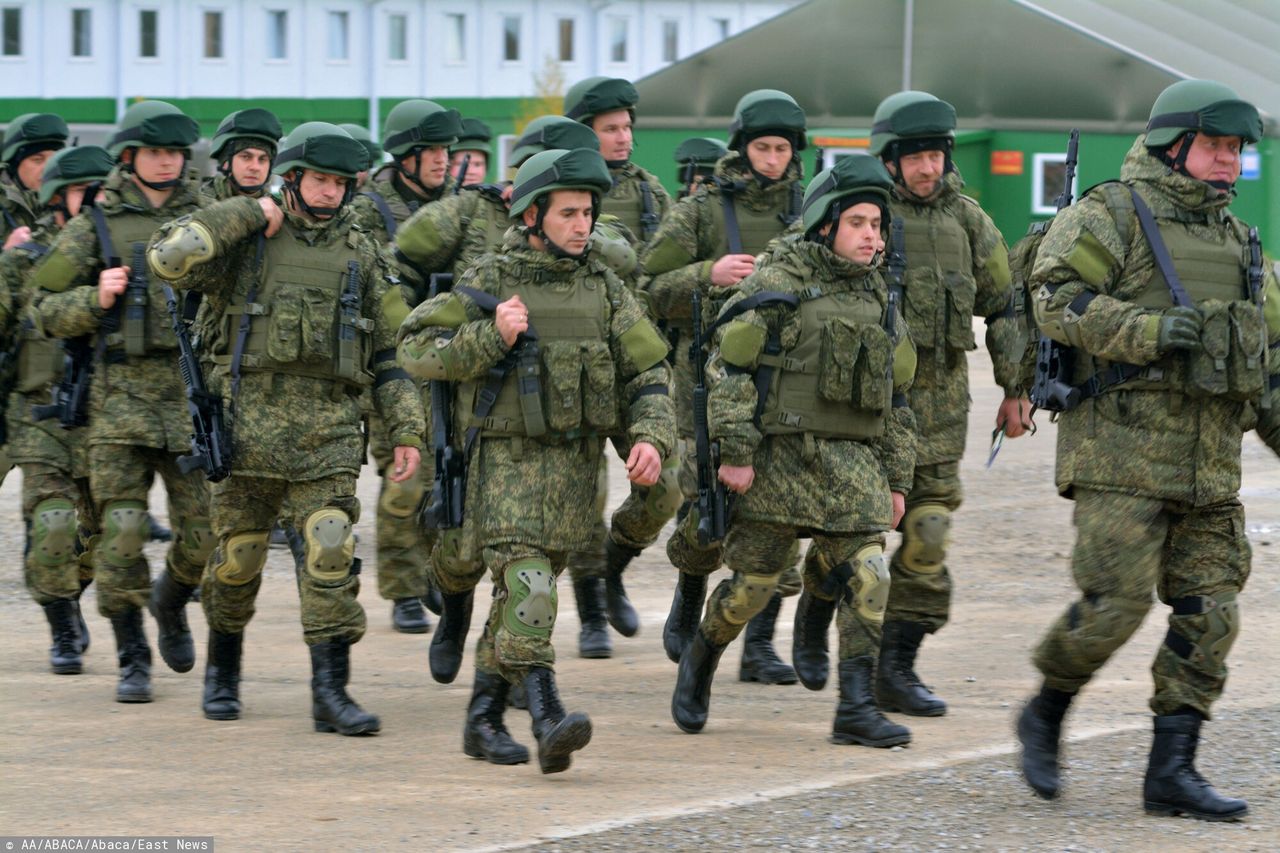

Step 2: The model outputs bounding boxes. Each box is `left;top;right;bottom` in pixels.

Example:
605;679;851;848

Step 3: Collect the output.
361;190;397;239
708;290;801;334
1092;181;1135;249
88;204;120;267
15;241;48;259
784;180;802;226
1;206;17;230
229;233;267;406
717;181;744;255
1127;186;1194;308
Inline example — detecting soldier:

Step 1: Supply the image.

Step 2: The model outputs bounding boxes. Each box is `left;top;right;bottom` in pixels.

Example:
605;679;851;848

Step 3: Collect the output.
1017;80;1275;820
867;91;1028;717
338;124;383;190
673;137;728;199
397;147;675;772
1;113;68;250
450;118;492;187
205;108;282;201
670;155;918;740
644;89;810;685
147;122;425;734
349;99;463;634
29;100;212;703
3;145;114;674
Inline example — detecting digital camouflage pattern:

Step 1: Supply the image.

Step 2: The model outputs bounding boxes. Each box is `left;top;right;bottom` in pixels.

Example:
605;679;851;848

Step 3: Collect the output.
601;160;670;245
202;173;268;202
349;168;454;246
0;178;38;244
1029;135;1280;718
395;185;512;281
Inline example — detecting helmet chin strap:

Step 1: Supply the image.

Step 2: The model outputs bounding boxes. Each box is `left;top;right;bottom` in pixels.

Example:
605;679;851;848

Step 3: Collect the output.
1159;131;1234;192
124;151;187;191
218;159;268;196
394;148;438;197
528;196;598;260
283;169;352;219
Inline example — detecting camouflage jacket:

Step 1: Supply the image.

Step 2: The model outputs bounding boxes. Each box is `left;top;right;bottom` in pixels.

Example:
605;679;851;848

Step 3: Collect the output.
201;173;269;202
603;160;670;245
0;178;37;245
148;196;425;482
889;170;1019;465
29;167;206;452
394;184;512;285
708;238;917;532
1032;137;1280;504
349;168;454;244
397;230;675;550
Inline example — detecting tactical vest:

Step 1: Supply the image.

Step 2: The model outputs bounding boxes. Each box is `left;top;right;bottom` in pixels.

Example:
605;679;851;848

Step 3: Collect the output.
897;204;976;354
98;211;179;357
757;288;892;440
12;241;62;393
458;267;618;440
210;224;374;389
709;181;799;259
602;169;659;242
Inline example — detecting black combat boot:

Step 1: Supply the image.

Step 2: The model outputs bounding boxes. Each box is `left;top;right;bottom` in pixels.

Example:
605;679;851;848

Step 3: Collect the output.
739;593;797;685
391;597;431;633
429;590;474;684
663;572;707;663
876;620;946;716
523;667;592;774
1016;687;1073;800
1143;713;1248;821
831;657;911;747
110;608;152;703
574;577;612;659
792;589;836;691
671;629;728;734
73;577;91;653
310;640;380;735
43;598;83;675
463;671;531;765
202;630;243;721
149;569;196;673
147;514;173;542
422;585;444;616
603;538;640;637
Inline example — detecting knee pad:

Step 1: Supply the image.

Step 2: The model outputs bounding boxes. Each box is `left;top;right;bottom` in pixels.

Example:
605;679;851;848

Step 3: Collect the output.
502;558;558;639
722;572;779;626
212;531;270;586
1165;592;1240;667
850;544;890;623
176;517;215;568
644;460;683;523
31;498;78;568
378;469;425;519
900;503;951;574
303;508;355;583
100;500;149;568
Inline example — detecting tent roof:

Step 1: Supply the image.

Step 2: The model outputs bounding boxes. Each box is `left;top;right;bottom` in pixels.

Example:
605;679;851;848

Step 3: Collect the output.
635;0;1278;134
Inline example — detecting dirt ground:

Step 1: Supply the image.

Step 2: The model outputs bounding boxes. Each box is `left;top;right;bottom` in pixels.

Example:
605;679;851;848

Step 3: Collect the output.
1;345;1277;851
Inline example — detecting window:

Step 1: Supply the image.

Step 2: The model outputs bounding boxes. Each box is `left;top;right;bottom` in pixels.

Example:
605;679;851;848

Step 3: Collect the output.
557;18;574;63
662;20;678;62
1032;152;1077;216
328;11;349;61
203;10;223;59
71;8;92;58
388;13;407;61
444;13;465;63
609;17;628;63
713;18;731;40
1;7;19;56
138;10;158;58
502;15;520;62
266;10;287;60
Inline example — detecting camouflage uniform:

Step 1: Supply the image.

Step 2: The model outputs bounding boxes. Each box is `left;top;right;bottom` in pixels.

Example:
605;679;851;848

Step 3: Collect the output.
0;178;38;242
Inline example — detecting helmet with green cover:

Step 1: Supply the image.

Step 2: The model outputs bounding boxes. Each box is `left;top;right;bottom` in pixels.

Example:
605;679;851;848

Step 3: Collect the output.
509;148;612;259
2;113;69;187
273;121;369;216
801;154;894;247
210;108;283;162
38;145;114;208
564;77;639;125
510;116;600;168
452;118;493;156
106;100;201;190
381;99;464;155
1145;79;1262;184
728;89;807;152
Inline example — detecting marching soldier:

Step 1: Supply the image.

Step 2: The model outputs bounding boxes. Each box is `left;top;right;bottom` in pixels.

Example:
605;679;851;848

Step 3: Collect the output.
205;108;282;201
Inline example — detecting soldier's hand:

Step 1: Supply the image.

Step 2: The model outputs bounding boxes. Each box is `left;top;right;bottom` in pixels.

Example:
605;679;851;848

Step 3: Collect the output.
995;396;1033;438
891;491;906;529
98;266;130;310
390;445;420;483
625;442;662;486
3;225;31;251
1157;306;1203;353
718;463;754;494
258;197;284;238
710;254;756;287
495;295;529;348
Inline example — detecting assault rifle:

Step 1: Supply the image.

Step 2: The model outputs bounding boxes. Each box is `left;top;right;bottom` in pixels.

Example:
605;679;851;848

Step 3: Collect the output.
1029;129;1081;413
334;260;364;384
452;154;470;195
422;273;465;530
1248;227;1269;411
162;283;230;482
31;335;93;428
691;288;733;546
885;218;906;350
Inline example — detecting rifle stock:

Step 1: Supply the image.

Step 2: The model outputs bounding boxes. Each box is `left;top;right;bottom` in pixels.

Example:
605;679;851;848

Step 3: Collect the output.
163;283;230;482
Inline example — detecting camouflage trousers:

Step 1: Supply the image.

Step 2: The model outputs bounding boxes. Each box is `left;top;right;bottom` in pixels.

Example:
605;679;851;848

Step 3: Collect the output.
1033;488;1250;719
885;460;963;631
368;414;436;601
665;493;804;597
473;543;568;685
203;473;366;646
566;453;681;582
21;462;97;605
800;533;891;661
89;443;210;617
699;522;854;648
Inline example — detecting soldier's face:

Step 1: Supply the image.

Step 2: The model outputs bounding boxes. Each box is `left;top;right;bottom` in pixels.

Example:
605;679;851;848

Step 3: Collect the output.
131;147;185;185
745;136;793;181
407;145;450;191
450;151;487;186
591;110;633;162
1173;133;1243;187
525;189;593;256
17;149;54;190
825;202;883;265
63;183;90;218
230;147;272;189
892;149;945;198
295;169;349;217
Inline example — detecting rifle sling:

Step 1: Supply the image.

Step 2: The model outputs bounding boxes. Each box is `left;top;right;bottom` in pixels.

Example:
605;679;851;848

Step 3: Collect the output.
229;232;266;407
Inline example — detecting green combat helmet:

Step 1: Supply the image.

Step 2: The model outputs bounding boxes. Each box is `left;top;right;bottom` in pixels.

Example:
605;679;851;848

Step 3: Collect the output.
870;90;957;187
381;98;464;192
510;148;612;259
210;108;283;193
564;77;639;125
2;113;69;189
453;118;493;156
106;100;201;189
338;123;384;171
800;154;894;244
273;121;368;217
510;116;600;169
1145;79;1262;184
728;89;807;152
674;137;729;192
38;145;114;208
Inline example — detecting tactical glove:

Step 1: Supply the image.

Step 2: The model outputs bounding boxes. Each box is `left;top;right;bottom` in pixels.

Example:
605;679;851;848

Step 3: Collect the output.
1157;306;1203;353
